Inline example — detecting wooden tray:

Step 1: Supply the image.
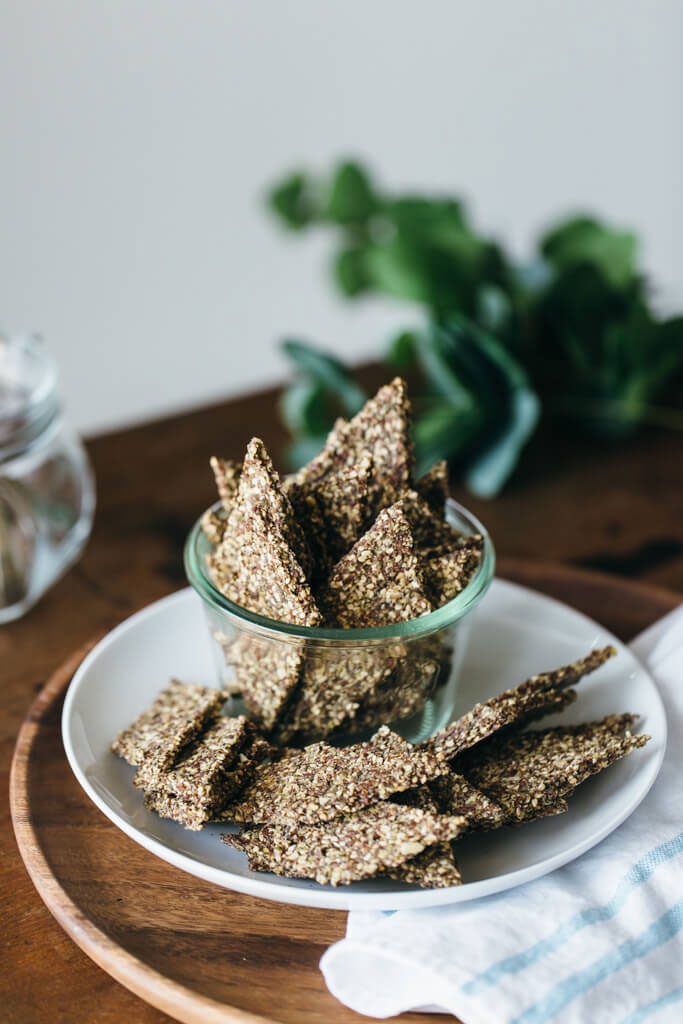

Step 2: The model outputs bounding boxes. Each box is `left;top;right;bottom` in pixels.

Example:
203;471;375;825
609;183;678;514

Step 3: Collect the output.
10;562;680;1024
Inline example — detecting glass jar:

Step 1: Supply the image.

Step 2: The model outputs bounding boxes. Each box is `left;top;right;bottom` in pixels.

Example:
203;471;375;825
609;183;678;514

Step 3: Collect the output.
0;334;95;623
185;496;494;745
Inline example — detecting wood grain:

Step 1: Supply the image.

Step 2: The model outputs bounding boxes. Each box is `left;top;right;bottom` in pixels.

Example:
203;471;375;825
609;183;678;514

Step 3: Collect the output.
1;370;681;1023
9;563;680;1024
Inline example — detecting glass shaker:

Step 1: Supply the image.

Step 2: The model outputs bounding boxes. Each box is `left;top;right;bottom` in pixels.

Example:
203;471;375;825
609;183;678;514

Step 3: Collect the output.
0;334;95;623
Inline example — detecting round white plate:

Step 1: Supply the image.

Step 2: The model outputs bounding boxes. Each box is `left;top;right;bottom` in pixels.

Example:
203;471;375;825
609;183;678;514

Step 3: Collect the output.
62;581;666;912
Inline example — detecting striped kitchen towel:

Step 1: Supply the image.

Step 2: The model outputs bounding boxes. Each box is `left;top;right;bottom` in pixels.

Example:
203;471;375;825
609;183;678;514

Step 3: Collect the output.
321;606;683;1024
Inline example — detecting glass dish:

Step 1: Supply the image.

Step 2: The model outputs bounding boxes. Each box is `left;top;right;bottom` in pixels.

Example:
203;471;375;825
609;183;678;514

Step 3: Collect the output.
185;497;495;744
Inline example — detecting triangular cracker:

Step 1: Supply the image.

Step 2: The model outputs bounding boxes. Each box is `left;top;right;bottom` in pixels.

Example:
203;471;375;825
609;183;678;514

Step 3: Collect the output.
462;714;648;822
228;634;303;732
318;503;432;628
136;715;252;829
209;456;241;511
112;680;223;769
424;647;617;762
225;725;448;826
292;378;413;514
275;641;406;744
224;802;466;886
415;460;449;511
210;439;321;626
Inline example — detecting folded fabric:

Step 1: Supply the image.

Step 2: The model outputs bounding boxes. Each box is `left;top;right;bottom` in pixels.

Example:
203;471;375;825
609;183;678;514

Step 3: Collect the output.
321;606;683;1024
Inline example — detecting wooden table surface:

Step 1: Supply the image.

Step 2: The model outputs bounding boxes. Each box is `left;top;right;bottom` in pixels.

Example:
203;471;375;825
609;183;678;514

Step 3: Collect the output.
2;370;682;1023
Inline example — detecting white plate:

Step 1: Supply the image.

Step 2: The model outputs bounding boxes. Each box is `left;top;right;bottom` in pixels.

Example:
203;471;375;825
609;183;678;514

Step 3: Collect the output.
62;581;666;912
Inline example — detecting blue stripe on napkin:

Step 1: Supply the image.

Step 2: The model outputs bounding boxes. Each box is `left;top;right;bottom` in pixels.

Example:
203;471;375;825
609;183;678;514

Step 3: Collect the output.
462;832;683;998
510;899;683;1024
619;984;683;1024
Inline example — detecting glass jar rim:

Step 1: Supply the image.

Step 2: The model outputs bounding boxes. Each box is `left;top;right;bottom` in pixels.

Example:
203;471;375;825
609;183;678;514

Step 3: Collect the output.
184;496;495;643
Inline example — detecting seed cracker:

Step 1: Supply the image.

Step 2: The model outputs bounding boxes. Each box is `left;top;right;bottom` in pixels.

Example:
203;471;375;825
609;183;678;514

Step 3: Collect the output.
399;489;464;552
431;773;509;830
210;456;242;511
425;647;616;761
415;460;449;511
200;508;227;546
283;478;333;583
345;636;445;735
387;786;463;887
313;452;373;557
275;641;406;744
422;535;484;606
225;725;448;826
210;439;322;627
112;680;223;768
318;503;432;628
224;802;467;886
385;842;463;888
425;685;578;762
463;714;648;822
228;634;304;731
138;715;252;829
292;378;413;514
235;438;313;579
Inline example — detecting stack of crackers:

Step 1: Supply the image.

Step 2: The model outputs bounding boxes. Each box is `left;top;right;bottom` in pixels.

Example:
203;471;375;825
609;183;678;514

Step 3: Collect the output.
200;378;484;741
113;646;649;888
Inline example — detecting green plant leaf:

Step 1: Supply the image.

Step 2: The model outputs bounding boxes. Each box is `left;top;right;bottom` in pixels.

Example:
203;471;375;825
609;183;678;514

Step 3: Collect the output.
280;380;331;437
385;330;418;370
540;215;638;290
267;157;682;487
415;319;541;497
334;247;370;297
413;400;480;475
268;172;317;229
281;339;367;416
285;435;330;471
381;196;469;243
465;389;540;497
324;161;376;225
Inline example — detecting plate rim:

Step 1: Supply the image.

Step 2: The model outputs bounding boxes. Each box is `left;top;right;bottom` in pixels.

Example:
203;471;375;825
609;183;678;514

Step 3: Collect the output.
61;582;667;912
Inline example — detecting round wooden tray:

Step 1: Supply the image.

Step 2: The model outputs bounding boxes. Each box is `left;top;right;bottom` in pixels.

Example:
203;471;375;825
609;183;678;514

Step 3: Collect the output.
10;562;680;1024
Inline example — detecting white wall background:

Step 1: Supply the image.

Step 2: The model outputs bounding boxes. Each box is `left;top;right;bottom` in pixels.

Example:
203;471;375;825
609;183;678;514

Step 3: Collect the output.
1;0;681;435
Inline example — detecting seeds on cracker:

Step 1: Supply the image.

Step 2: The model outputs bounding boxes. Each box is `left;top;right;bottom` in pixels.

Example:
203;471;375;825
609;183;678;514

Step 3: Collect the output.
399;489;464;552
425;684;578;763
285;451;374;575
209;457;241;511
422;535;484;605
210;440;322;627
224;802;466;886
415;460;449;511
111;679;223;768
200;508;227;546
228;634;303;732
225;725;447;826
425;647;616;761
463;713;648;823
234;437;314;580
346;637;444;735
275;642;406;743
386;785;463;888
318;503;432;628
385;842;463;889
430;773;509;830
138;715;252;829
291;377;412;515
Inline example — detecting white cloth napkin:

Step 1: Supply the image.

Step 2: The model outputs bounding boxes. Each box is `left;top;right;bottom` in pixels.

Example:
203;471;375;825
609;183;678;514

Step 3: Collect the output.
321;606;683;1024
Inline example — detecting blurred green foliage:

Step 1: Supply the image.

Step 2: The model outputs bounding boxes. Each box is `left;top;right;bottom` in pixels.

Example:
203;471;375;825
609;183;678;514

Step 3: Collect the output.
269;160;683;496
